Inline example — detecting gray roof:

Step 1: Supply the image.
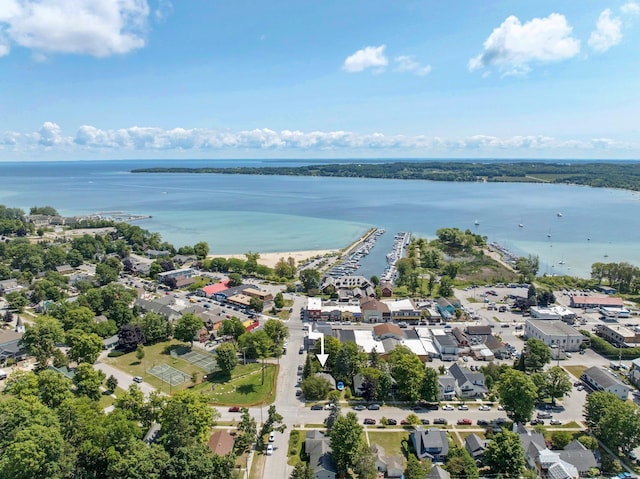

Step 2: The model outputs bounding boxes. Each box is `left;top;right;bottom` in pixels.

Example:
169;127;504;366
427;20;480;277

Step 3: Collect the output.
449;363;486;386
305;430;337;476
467;325;492;336
434;333;457;348
465;433;487;455
519;430;546;454
559;448;598;473
584;366;627;389
428;465;451;479
411;428;449;460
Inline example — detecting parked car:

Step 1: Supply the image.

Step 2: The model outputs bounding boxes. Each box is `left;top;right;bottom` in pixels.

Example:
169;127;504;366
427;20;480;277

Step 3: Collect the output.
458;405;469;410
310;405;323;410
537;412;552;419
324;403;335;410
420;419;431;425
386;419;398;426
133;376;143;383
433;418;448;425
530;419;545;426
295;389;302;397
228;406;241;412
401;419;410;425
550;419;562;425
367;404;380;410
457;418;472;425
353;405;366;411
266;444;274;455
477;419;489;426
442;405;454;411
363;418;376;425
269;432;275;442
478;405;491;411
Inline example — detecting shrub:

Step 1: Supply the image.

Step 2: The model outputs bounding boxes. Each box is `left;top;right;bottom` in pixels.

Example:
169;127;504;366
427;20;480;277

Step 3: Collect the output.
107;350;125;357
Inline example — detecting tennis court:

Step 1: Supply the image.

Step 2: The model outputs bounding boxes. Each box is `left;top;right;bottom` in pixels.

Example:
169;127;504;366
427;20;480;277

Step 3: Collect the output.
179;350;218;373
147;363;190;386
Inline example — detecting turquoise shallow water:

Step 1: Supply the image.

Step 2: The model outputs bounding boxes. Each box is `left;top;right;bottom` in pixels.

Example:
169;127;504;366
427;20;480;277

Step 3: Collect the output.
0;159;638;278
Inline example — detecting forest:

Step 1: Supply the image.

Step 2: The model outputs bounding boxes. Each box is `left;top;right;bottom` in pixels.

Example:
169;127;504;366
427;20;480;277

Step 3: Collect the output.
131;161;640;191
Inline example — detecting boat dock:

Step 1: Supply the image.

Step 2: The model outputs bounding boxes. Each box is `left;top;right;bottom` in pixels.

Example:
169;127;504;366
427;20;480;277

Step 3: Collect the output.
326;228;386;277
380;231;411;283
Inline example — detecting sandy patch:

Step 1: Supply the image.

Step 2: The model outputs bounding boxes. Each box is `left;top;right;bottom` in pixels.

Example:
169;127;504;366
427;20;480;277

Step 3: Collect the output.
208;250;338;269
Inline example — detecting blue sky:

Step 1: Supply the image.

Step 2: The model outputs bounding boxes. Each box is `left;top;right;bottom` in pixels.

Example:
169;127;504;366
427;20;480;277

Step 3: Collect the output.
1;0;639;160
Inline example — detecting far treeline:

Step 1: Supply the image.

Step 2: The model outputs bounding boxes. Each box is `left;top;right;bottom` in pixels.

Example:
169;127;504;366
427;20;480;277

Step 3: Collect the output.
131;161;640;191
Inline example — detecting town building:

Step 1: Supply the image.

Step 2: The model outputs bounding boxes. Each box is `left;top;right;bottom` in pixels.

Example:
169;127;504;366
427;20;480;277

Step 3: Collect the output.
307;297;322;321
446;363;488;399
410;428;449;463
384;298;421;323
359;297;391;323
530;305;576;322
596;324;640;347
305;430;337;479
524;320;585;352
582;366;630;400
570;296;624;309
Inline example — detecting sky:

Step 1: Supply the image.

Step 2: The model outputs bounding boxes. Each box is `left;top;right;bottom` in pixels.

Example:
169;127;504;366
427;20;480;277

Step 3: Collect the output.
1;0;640;161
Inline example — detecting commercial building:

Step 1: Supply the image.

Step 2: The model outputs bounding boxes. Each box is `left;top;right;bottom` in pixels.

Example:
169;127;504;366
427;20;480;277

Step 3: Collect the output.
570;296;624;309
596;324;640;347
529;305;576;321
582;366;630;400
524;320;585;352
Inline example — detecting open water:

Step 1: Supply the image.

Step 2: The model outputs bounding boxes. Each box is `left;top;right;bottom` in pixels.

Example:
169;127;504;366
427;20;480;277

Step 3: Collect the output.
0;159;639;279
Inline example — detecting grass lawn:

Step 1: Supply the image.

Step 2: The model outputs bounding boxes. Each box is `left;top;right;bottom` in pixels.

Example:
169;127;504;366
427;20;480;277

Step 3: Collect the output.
287;430;306;466
558;421;582;429
98;386;127;409
103;340;208;392
197;363;278;406
564;365;587;379
367;431;409;456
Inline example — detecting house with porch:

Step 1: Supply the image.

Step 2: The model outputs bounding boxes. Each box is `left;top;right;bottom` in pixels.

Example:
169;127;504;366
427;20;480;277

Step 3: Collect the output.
305;430;337;479
446;363;488;399
410;428;449;463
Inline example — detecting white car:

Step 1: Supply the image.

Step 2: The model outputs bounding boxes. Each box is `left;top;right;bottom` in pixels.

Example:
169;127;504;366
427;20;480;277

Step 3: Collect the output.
442;405;454;411
479;405;491;411
269;431;275;442
550;419;562;425
266;444;273;456
458;405;469;410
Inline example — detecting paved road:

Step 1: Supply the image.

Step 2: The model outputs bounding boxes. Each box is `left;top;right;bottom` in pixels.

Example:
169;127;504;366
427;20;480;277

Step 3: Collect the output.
95;356;159;398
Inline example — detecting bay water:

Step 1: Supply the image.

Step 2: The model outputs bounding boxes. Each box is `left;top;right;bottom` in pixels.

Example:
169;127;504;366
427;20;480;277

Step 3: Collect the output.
0;159;638;279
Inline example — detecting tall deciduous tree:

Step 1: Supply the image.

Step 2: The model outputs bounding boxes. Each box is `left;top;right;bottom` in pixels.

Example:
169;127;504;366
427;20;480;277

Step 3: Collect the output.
173;313;203;348
66;329;103;364
523;338;551;372
497;369;538;424
542;366;572;405
334;341;365;386
420;367;440;402
235;407;257;456
445;445;479;479
263;318;289;355
299;268;320;293
404;454;431;479
20;315;65;368
73;362;106;400
484;430;526;478
216;342;238;377
219;317;246;341
388;345;425;402
330;412;365;474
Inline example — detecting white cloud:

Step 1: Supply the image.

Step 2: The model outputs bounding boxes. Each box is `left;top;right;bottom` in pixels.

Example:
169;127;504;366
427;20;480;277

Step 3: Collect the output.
0;122;635;157
589;9;623;52
342;45;388;73
469;13;580;75
621;2;640;15
394;55;432;76
0;0;150;57
154;0;173;23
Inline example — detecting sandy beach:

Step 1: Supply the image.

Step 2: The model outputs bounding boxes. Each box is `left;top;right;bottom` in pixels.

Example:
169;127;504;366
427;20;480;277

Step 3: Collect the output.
208;250;339;269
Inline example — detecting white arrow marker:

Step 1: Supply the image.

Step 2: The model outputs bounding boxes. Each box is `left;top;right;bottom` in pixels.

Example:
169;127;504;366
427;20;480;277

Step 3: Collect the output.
316;334;328;368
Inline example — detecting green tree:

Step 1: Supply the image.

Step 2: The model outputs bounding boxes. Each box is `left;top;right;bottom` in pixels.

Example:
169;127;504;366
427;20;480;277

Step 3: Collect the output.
299;268;321;293
388;345;425;402
5;290;28;312
420;367;440;402
404;454;431;479
137;312;170;344
290;462;313;479
551;430;572;449
2;369;39;398
114;384;147;423
227;272;243;287
37;369;73;408
106;374;118;393
542;366;572;405
159;390;219;453
311;335;341;372
330;412;365;474
515;255;539;282
584;391;615;430
263;318;289;355
274;291;285;309
352;442;378;479
597;399;640;453
497;369;538;424
219;317;246;341
0;424;73;479
20;315;65;368
216;342;238;377
106;442;169;479
523;338;551;372
249;296;264;312
73;362;105;400
484;430;526;477
173;313;202;348
438;275;454;297
66;328;103;364
334;341;365;386
258;405;287;451
301;375;332;400
445;445;479;479
193;241;209;260
136;343;145;363
163;444;217;479
578;435;599;450
235;407;257;455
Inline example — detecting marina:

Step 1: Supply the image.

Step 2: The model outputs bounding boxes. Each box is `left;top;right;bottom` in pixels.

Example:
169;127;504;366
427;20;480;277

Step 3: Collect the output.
326;228;386;277
380;231;411;282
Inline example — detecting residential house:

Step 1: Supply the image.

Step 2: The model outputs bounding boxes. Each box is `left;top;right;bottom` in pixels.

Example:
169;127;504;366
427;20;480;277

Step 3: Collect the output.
438;375;456;401
582;366;630;400
315;372;336;390
0;279;22;295
305;430;337;479
465;433;488;461
559;440;599;476
145;249;171;259
372;444;403;478
630;357;640;387
208;430;235;456
517;424;585;479
102;335;119;350
134;298;181;322
410;428;449;463
428;465;451;479
447;363;487;399
0;329;28;364
173;254;197;265
55;264;75;274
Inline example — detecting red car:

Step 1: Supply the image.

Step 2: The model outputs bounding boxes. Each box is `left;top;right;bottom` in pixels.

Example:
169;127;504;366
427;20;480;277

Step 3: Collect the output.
228;406;241;412
457;418;472;425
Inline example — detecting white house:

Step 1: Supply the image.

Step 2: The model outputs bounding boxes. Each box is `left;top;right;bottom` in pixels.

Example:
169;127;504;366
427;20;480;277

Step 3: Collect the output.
582;366;631;400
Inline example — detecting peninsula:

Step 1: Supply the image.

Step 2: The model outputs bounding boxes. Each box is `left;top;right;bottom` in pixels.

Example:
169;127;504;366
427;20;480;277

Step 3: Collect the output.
131;160;640;192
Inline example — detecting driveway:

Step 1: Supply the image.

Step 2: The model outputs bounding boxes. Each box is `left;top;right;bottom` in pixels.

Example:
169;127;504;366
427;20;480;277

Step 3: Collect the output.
94;361;158;398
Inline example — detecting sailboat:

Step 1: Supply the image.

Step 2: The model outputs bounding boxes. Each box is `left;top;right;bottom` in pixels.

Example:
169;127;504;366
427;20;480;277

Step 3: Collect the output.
557;212;563;217
474;219;480;226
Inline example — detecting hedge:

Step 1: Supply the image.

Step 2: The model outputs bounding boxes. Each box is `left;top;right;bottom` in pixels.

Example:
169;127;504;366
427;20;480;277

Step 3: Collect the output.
580;330;640;359
107;350;125;358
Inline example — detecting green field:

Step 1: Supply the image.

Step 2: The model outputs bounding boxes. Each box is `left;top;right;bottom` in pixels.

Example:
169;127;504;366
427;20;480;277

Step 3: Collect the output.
103;340;208;392
367;431;410;456
200;363;278;406
564;365;587;379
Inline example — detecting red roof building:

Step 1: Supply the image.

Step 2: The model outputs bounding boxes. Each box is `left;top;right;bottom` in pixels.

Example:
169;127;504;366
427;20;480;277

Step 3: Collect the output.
201;280;230;297
570;296;624;308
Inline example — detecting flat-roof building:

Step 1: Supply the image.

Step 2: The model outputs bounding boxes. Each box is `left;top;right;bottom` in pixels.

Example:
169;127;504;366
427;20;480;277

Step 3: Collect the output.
524;320;585;352
582;366;630;400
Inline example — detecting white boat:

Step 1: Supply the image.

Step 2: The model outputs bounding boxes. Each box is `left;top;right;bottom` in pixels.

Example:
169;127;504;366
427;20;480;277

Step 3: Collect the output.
559;260;565;265
474;219;480;226
557;212;563;217
518;223;524;228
